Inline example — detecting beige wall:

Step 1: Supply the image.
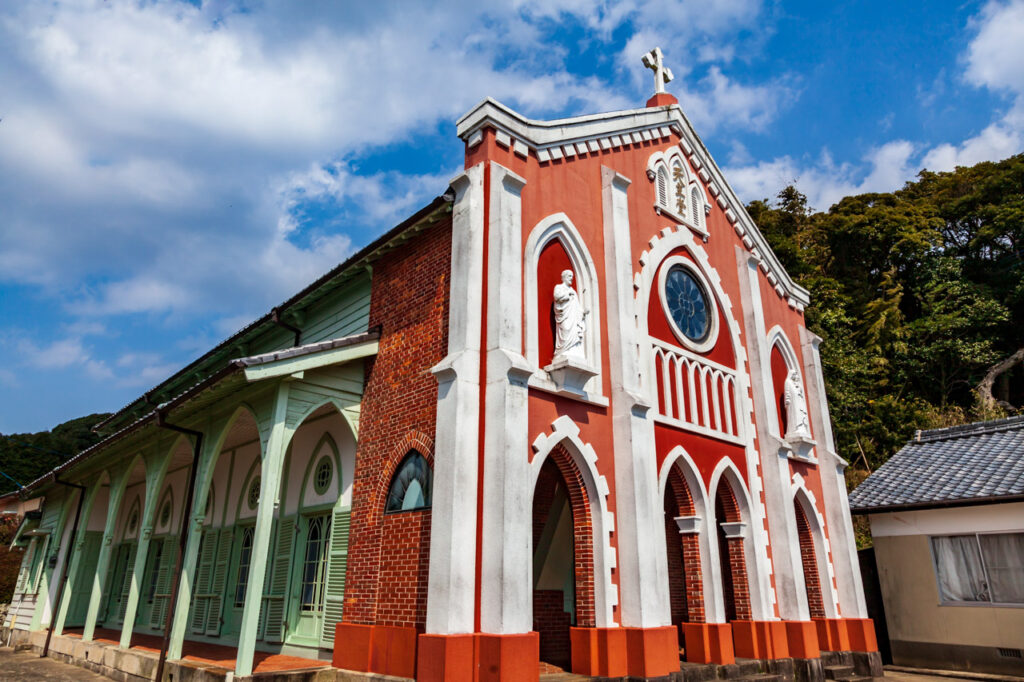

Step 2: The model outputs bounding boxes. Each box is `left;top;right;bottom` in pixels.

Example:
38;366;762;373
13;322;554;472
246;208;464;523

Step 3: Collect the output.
873;532;1024;648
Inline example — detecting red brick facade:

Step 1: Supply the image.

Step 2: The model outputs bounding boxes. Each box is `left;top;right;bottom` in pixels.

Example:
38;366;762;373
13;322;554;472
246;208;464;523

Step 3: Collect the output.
664;466;705;627
342;219;451;628
715;480;752;621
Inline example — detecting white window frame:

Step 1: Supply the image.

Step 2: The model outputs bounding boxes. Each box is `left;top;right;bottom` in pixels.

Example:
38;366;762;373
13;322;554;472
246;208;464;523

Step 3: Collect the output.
929;531;1024;608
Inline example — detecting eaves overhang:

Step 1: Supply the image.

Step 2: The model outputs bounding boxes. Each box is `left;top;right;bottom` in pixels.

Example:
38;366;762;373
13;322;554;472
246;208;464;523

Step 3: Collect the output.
20;329;381;498
93;196;451;436
457;97;810;308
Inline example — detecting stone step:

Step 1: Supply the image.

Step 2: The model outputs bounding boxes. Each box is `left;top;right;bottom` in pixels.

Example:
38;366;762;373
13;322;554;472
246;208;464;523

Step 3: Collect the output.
825;665;857;680
734;675;783;682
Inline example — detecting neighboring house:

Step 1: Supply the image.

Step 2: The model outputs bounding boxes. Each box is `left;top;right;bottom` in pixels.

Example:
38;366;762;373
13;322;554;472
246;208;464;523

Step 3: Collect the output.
2;52;878;682
849;415;1024;677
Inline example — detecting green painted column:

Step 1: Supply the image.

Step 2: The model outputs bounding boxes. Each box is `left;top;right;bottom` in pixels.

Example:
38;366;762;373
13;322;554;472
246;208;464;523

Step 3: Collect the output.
82;466;130;642
166;424;225;660
119;450;172;648
52;479;102;637
32;493;75;631
235;382;293;678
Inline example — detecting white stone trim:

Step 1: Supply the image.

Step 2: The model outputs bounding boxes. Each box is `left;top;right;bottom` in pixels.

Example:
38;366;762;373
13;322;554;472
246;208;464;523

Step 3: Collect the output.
454;97;809;306
530;415;617;627
792;474;840;618
674;516;702;534
523;213;603;398
426;163;484;635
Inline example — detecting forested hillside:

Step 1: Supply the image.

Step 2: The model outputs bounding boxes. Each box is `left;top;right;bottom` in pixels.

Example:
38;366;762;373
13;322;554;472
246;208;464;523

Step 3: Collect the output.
749;153;1024;477
0;413;110;495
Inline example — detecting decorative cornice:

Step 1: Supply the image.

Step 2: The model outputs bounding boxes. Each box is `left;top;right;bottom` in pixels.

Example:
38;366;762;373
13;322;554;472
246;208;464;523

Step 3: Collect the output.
456;97;810;307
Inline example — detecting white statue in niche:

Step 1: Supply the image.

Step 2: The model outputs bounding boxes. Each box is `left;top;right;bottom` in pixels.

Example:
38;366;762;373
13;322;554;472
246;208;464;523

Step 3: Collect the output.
783;369;812;439
552;269;588;361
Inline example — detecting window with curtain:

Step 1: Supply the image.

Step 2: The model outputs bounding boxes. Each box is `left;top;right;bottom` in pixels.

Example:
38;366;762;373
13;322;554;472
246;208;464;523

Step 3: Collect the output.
931;532;1024;606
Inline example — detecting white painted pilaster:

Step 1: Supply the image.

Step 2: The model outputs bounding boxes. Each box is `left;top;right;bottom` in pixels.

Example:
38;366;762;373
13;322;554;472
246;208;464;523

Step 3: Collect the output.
601;166;668;627
427;163;484;635
479;162;533;634
799;327;868;618
735;247;805;620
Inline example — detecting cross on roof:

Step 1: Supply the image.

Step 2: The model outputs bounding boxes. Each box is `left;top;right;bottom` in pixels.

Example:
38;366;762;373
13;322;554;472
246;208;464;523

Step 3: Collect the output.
642;47;674;95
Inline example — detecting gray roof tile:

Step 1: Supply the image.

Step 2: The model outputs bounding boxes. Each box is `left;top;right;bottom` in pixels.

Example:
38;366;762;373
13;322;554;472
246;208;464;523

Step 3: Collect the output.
848;415;1024;512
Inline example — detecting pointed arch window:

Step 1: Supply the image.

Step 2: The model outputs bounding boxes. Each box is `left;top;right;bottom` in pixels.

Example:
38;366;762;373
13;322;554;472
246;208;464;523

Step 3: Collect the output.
656;166;670;208
385;450;432;513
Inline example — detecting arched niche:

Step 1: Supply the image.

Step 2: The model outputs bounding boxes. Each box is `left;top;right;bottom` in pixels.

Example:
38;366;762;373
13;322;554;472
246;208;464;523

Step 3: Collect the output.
523;213;603;396
766;326;812;443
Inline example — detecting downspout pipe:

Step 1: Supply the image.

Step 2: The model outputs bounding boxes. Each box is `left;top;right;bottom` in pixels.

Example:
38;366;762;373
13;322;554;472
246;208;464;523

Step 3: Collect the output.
271;307;302;347
153;413;203;682
42;477;86;658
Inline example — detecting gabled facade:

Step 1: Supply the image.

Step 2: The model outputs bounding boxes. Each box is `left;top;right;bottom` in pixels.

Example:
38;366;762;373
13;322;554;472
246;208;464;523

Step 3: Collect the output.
5;69;878;682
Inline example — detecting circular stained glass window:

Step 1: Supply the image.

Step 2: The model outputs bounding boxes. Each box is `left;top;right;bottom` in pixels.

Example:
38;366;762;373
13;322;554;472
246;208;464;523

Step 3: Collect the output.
247;476;261;510
664;264;711;343
159;500;171;527
314;456;332;495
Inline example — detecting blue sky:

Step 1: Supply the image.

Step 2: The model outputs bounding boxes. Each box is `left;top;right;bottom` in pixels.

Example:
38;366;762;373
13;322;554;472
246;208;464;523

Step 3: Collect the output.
1;0;1023;434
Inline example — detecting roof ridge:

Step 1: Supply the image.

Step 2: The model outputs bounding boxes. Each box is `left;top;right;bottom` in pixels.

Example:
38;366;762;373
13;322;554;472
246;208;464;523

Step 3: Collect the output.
914;414;1024;443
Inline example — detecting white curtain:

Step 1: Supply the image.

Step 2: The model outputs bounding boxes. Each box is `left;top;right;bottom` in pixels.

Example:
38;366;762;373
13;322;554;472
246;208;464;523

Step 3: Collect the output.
979;532;1024;604
932;535;989;603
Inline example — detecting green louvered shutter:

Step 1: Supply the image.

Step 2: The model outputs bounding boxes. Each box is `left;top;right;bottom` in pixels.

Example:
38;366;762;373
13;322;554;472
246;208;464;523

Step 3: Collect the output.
116;545;137;623
205;529;233;635
14;540;35;596
150;537;178;629
256;521;276;641
320;508;351;647
99;543;123;621
190;531;215;634
263;517;294;643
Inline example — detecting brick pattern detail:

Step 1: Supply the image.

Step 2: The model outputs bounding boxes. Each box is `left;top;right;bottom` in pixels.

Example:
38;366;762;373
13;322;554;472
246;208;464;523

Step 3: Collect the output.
664;467;705;624
550;445;596;628
342;219;451;628
533;590;571;669
715;480;751;621
795;503;826;618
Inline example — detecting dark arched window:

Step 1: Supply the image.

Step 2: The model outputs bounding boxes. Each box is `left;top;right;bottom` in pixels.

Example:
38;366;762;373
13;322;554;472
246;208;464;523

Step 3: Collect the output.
385;450;432;513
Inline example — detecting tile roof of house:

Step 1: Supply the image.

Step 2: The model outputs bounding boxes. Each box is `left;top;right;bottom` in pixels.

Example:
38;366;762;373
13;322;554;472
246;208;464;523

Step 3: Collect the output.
848;414;1024;513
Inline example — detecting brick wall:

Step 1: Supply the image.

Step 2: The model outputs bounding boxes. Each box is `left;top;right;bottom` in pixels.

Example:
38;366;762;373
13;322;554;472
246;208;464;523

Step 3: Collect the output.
795;503;826;618
342;219;451;628
533;589;571;668
546;445;595;628
715;481;752;621
666;467;705;623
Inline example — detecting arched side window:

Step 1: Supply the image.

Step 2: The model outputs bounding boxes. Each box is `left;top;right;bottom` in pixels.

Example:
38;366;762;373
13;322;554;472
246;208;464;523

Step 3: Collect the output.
657;166;670;208
385;450;432;513
691;187;705;233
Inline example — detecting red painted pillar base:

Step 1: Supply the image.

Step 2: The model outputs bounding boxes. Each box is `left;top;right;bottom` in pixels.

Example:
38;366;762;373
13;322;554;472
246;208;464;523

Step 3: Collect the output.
569;627;627;677
417;634;476;682
731;621;789;660
682;622;735;664
783;621;820;659
813;617;851;652
476;632;539;682
845;618;878;653
623;626;680;678
333;623;418;678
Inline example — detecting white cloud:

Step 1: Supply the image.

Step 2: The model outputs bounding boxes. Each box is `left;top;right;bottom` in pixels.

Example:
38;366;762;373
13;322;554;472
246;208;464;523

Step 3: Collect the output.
17;337;113;380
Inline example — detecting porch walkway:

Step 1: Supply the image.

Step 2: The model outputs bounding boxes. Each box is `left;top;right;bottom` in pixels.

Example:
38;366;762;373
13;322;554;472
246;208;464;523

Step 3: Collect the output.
64;628;331;674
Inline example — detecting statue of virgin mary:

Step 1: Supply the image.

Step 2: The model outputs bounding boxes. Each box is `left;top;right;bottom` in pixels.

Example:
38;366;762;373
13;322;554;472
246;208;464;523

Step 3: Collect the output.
553;269;587;361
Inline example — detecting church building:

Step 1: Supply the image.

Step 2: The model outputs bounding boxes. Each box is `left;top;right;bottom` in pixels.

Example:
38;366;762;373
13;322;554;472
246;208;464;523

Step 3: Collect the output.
4;50;879;681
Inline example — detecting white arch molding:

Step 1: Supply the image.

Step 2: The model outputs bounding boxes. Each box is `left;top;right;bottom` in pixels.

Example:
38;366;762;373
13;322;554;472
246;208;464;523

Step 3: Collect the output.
635;224;775;616
765;325;814;445
657;446;717;624
791;473;839;618
645;148;707;237
523;213;604;397
529;415;617;627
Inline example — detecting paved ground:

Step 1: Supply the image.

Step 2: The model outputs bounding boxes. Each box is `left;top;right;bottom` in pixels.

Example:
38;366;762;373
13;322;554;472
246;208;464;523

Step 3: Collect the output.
0;647;108;681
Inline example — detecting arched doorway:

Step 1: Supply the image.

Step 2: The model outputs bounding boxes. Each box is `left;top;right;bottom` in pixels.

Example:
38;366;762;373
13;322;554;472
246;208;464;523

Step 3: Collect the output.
531;445;595;671
664;464;704;649
714;478;751;623
794;498;826;618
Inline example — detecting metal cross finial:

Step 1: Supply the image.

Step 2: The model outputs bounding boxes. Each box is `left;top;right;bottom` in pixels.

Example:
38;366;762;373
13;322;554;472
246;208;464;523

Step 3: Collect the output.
642;47;674;94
